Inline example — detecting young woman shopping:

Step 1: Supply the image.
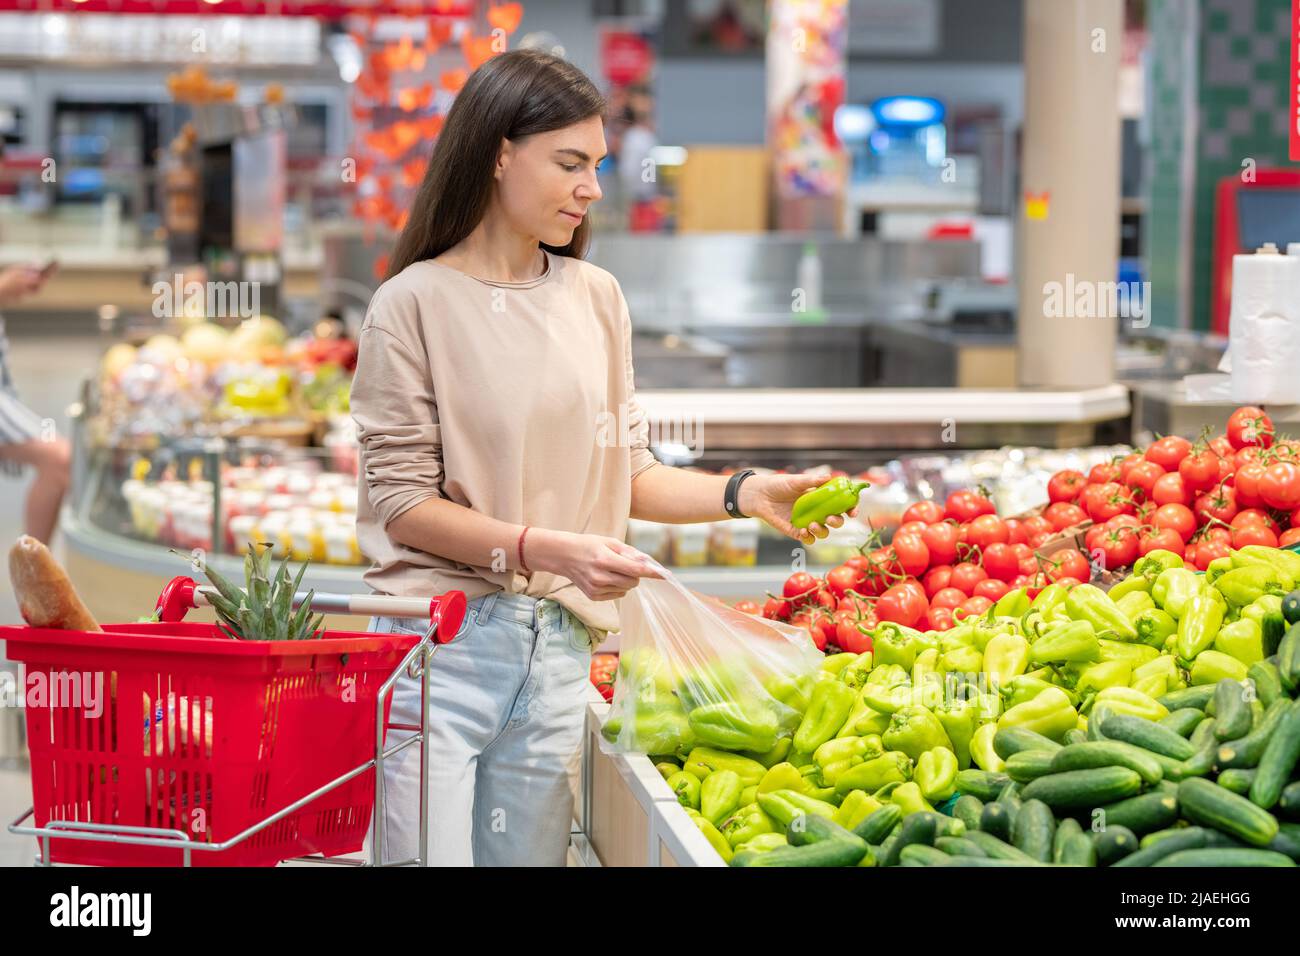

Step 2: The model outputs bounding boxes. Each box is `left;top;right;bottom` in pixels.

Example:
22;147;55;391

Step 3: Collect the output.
351;49;855;867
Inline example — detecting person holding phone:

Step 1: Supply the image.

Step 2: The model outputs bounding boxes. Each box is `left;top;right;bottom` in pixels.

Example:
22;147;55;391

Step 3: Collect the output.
0;260;70;545
351;50;857;867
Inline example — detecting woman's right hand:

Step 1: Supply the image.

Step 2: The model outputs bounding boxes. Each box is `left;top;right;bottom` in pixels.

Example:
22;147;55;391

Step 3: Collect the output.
527;529;661;602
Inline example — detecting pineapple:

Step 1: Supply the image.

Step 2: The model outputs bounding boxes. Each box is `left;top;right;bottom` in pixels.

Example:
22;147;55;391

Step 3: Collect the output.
191;543;324;641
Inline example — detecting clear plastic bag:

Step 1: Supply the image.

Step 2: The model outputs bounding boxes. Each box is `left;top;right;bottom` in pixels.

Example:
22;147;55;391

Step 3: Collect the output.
601;562;824;758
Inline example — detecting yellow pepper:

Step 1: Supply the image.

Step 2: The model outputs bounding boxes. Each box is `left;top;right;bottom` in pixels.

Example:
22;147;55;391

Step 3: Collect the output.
1092;686;1168;722
1075;660;1132;695
983;632;1030;689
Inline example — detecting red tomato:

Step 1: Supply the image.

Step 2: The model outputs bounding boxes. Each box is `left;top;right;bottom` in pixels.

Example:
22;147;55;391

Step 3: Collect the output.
921;521;961;567
1088;460;1122;485
1231;508;1280;532
838;590;874;615
1233;524;1279;548
1084;523;1109;555
1019;555;1042;577
1193;538;1231;571
1053;576;1085;590
1151;503;1196;541
1150;473;1192;507
930;587;968;610
973;578;1010;602
890;532;931;577
1047;469;1087;504
1107;513;1143;530
895;520;928;538
1145;436;1193;471
1178;449;1221;495
1232;461;1268;509
1194;485;1239;526
981;542;1020;582
1096;526;1139;571
1048;548;1091;583
1044;501;1089;531
763;596;792;621
1022;515;1055;537
1118;452;1145;482
966;514;1010;549
949;561;988;595
1227;405;1275;450
1003;518;1029;546
871;546;903;580
825;563;866;599
1183;542;1198;567
894;578;928;607
834;611;875;654
875;583;927;628
1011;542;1033;562
1027;531;1052;549
901;500;946;525
955;595;994;620
732;599;762;615
1138;527;1185;557
922;564;954;598
1083;484;1132;523
921;606;955;632
1281;528;1300;547
1260;462;1300;510
1292;506;1300;529
1235;446;1265;471
589;654;618;701
1198;526;1233;547
1126;460;1167;499
783;571;819;601
945;489;996;523
812;587;838;613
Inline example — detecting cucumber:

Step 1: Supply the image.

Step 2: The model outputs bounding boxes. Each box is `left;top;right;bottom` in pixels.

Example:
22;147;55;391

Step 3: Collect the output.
1217;767;1257;795
979;801;1013;841
993;726;1063;761
879;813;938;867
1248;660;1284;709
962;829;1039;863
1267;823;1300;861
1005;750;1059;783
1049;741;1164;786
1157;684;1216;711
732;838;868;866
1178;777;1280;847
1159;708;1206;738
1059;831;1098;866
1213;678;1254;741
1217;698;1291;769
1053;817;1083;863
1098;711;1196;760
1113;827;1212;867
851;803;903;845
1095;791;1179;836
997;781;1023;812
1154;847;1295;867
935;835;987;858
913;811;965;839
1011;799;1055;863
1093;825;1139;864
954;769;1011;802
1249;698;1300;809
1279;623;1300;690
1063;728;1089;746
1283;590;1300;625
1086;712;1109;742
952;794;984;832
787;813;864;847
899;843;952;866
1020;767;1144;810
1278;782;1300;820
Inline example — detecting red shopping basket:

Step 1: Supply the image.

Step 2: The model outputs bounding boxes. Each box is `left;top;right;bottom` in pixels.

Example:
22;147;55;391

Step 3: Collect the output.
1;579;466;867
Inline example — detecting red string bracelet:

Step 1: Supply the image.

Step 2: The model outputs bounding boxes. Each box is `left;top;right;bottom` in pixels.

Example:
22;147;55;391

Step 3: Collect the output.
518;526;531;573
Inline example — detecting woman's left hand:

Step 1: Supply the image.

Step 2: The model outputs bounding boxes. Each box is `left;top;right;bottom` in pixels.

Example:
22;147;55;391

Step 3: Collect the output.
738;473;859;546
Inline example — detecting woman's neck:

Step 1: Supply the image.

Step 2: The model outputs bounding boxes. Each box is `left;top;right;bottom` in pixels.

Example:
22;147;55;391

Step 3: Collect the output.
437;216;545;283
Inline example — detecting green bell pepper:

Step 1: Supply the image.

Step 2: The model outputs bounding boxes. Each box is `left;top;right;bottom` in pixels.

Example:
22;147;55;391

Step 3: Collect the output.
758;761;813;795
1097;638;1160;668
1129;672;1168;699
872;623;921;670
766;673;816;714
602;698;697;755
1231;544;1300;589
861;683;914;715
1115;590;1156;621
970;721;1005;772
1205;555;1235;585
790;476;870;529
1108;574;1153;602
1075;659;1132;695
911;647;941;688
735;832;787;854
1000;675;1060;709
793;680;857;753
682;747;768;786
971;617;1019;652
1029;619;1103;664
756;789;838;828
655;761;680;780
993;587;1031;618
720;802;775;848
833;752;912;795
882;705;953;760
1031;583;1070;613
934;697;978;769
854;706;893;737
1213;564;1287;608
1064;584;1138;641
838;652;875;690
939;645;984;677
997;686;1077;741
666;771;701;809
1242;593;1286;657
833;789;883;830
939;624;977;654
1176;592;1226;661
813;735;881;787
821;652;858;676
1133;549;1184;581
836;687;875;738
866;663;910;687
1134;607;1178;648
914;747;959;802
1091;685;1168;722
1214;617;1265;666
700;769;743;826
740;785;758;806
685;809;733;862
1152;567;1203;619
890;780;936;816
1189;650;1249;686
688;701;779;753
740;736;793;768
983;632;1030;689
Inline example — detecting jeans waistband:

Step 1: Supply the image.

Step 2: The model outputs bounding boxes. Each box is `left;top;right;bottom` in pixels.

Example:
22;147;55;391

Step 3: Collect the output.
470;589;568;631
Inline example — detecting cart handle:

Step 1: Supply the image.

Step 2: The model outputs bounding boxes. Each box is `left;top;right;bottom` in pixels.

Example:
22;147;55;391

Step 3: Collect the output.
154;575;468;644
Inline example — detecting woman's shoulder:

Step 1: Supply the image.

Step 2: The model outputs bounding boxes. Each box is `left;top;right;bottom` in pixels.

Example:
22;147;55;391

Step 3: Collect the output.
556;254;624;306
361;260;455;334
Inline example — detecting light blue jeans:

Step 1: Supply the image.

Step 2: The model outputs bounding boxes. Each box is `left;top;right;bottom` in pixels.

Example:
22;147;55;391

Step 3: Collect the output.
365;590;594;866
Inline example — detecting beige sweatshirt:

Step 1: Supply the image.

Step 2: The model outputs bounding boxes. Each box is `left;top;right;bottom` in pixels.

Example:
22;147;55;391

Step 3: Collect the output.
350;249;660;639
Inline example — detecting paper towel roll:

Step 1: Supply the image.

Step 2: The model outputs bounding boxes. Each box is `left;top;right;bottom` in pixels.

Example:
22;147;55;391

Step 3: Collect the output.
1229;248;1300;404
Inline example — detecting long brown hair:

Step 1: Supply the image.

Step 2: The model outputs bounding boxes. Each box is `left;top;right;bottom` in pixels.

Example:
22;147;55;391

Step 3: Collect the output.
386;49;606;279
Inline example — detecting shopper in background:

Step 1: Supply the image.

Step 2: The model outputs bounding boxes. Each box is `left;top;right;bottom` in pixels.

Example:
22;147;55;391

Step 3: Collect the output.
352;49;853;867
0;262;70;545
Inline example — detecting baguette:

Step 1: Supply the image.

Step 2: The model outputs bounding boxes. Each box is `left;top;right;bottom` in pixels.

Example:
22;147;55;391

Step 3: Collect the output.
8;535;101;631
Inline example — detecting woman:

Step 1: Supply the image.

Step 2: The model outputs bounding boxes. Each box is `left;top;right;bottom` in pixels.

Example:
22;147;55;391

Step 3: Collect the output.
0;262;71;545
351;49;854;867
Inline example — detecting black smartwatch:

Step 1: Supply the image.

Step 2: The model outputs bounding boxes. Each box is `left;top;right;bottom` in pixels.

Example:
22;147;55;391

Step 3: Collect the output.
724;469;756;519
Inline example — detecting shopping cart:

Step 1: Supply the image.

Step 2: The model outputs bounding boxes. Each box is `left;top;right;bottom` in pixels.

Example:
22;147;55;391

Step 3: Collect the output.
2;575;467;867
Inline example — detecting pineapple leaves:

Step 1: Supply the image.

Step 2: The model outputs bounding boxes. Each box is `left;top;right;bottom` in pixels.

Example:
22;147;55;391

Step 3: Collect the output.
176;544;323;641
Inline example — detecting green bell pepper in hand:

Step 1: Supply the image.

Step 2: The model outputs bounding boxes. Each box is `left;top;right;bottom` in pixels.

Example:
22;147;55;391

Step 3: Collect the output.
721;802;775;848
1214;617;1265;666
701;769;743;826
1135;607;1178;648
688;701;779;753
970;721;1005;772
882;705;953;760
983;632;1030;689
756;788;837;828
1176;592;1226;660
914;747;959;802
1189;650;1249;685
833;751;912;796
1115;590;1156;621
1133;549;1184;581
934;697;978;769
1241;593;1286;656
813;735;880;787
997;686;1077;741
1064;584;1138;641
790;476;870;530
1153;567;1203;618
1213;564;1286;608
1029;619;1103;664
794;680;857;753
833;789;883;830
683;747;768;786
